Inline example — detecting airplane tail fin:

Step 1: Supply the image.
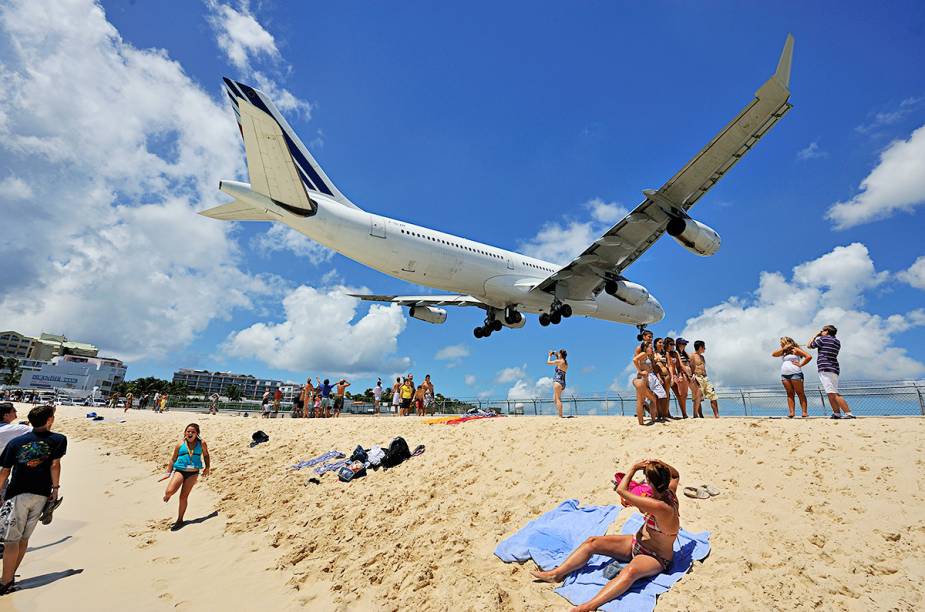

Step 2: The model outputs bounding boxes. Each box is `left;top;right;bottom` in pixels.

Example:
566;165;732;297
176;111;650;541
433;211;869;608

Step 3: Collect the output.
222;77;357;209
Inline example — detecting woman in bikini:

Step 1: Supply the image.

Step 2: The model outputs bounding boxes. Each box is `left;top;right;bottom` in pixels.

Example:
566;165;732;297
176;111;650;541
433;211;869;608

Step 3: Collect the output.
632;342;662;425
771;336;812;418
532;460;681;612
652;338;672;421
163;423;210;531
665;337;689;418
547;349;568;418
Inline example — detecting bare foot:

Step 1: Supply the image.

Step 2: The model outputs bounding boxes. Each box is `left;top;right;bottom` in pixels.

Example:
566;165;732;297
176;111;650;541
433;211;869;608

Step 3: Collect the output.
530;569;560;583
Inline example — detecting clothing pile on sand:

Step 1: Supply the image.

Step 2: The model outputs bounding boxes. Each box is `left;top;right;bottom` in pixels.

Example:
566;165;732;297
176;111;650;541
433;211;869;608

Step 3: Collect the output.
291;437;425;482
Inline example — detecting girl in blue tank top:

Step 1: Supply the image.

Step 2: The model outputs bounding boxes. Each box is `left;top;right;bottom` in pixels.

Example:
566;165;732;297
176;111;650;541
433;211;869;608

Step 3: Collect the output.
163;423;211;531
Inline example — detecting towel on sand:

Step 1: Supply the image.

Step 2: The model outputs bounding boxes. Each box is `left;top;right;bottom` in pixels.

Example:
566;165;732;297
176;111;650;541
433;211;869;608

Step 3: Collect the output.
495;500;711;612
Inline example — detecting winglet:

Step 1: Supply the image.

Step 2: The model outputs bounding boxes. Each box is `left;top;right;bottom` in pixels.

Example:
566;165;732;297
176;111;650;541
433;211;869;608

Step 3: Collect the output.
774;34;794;89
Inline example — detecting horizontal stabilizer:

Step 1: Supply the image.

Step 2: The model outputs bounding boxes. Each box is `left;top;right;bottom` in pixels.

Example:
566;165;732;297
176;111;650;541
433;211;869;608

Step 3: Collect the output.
198;199;278;222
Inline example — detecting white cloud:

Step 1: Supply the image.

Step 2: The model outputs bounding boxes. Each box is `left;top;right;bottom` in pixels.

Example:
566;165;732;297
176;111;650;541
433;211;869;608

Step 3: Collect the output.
0;176;33;200
519;198;628;265
205;2;312;119
251;223;334;265
665;243;925;387
464;374;477;386
587;198;629;224
898;256;925;290
507;376;553;400
496;364;527;384
224;285;409;374
856;97;923;135
435;344;469;361
826;124;925;228
0;0;276;360
206;1;278;70
796;141;827;161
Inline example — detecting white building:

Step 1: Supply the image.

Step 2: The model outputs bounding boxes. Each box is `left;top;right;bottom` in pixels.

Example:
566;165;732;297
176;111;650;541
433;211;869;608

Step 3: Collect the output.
19;355;127;396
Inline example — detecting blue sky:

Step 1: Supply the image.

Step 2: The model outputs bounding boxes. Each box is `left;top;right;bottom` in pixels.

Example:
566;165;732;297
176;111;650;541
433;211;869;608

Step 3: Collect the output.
1;1;924;399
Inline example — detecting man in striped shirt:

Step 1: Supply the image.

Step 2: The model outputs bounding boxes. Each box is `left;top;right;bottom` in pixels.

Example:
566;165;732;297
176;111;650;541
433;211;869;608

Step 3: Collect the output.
808;325;855;419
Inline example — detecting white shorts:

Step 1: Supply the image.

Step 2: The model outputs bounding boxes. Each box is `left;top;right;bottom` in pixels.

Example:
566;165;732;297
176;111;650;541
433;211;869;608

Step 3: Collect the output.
819;371;839;395
0;493;47;542
648;373;667;399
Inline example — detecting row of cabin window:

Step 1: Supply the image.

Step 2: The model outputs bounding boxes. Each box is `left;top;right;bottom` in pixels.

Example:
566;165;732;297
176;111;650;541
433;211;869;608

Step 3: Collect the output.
399;228;553;273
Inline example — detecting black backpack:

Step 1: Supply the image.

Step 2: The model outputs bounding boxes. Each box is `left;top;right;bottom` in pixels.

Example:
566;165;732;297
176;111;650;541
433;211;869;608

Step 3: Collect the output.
381;436;411;468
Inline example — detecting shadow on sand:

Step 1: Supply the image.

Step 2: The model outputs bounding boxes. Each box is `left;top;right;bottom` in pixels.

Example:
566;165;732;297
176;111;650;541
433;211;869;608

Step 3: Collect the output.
27;535;72;553
15;568;84;590
183;511;219;526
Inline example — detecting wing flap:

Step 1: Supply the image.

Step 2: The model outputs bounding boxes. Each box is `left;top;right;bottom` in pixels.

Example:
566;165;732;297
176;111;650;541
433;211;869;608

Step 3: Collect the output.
349;294;487;308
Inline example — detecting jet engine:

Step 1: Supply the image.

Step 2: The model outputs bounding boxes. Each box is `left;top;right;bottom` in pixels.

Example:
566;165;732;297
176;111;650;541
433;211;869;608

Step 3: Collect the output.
604;279;649;305
665;217;721;256
408;305;447;324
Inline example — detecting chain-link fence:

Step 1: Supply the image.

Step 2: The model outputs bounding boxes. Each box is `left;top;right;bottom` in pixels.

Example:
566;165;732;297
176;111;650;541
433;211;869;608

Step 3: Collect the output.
156;380;925;418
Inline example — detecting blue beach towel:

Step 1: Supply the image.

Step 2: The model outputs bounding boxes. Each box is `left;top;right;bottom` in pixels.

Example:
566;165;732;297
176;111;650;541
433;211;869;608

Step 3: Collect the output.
495;501;711;612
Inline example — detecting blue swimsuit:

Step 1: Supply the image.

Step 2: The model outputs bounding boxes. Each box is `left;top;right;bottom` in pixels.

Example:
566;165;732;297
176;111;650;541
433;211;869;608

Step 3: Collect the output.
173;440;203;472
554;367;566;388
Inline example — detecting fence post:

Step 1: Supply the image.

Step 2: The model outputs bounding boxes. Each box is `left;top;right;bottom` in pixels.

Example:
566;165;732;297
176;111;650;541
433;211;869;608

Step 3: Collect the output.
572;397;578;416
915;383;925;416
740;391;748;417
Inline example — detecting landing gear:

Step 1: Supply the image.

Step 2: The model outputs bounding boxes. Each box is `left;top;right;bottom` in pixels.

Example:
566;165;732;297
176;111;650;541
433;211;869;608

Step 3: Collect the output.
541;300;571;327
504;307;523;325
636;324;649;341
474;312;503;339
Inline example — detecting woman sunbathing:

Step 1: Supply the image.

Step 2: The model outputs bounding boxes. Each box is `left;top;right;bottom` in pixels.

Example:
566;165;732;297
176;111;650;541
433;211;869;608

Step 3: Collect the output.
531;460;681;612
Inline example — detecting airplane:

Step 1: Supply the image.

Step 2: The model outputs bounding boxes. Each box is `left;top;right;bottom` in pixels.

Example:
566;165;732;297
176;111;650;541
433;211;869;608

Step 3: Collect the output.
202;35;794;340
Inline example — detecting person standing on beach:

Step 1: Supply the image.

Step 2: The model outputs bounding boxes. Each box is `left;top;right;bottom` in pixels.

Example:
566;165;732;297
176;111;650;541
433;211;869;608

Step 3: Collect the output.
261;390;271;418
0;405;66;595
301;378;315;418
808;325;855;419
690;341;719;418
320;379;333;418
633;342;663;425
772;337;812;418
124;392;134;413
665;338;689;419
152;391;160;412
391;378;401;415
399;378;414;416
334;380;350;417
139;393;149;411
272;387;282;418
162;423;210;531
160;393;169;413
0;404;30;500
373;379;383;416
546;349;568;418
423;375;435;415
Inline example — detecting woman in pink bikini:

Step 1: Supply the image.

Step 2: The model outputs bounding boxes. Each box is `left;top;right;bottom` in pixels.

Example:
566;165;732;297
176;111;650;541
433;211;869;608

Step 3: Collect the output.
531;459;680;612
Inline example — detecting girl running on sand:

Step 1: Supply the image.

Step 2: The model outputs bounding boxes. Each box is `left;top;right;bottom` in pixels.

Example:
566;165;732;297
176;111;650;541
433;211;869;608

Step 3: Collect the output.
532;459;681;611
163;423;210;531
546;349;568;418
772;336;812;418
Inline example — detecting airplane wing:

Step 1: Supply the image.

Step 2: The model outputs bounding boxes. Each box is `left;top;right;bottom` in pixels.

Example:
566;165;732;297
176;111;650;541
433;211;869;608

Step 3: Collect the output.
534;34;794;299
348;294;490;309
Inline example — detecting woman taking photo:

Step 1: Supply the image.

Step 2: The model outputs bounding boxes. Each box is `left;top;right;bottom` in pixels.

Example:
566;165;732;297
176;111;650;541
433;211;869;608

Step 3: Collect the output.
531;459;681;611
163;423;210;531
546;349;568;418
771;336;812;418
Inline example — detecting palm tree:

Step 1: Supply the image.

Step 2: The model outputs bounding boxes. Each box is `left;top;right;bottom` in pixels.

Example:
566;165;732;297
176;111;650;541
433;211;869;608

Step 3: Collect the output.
226;384;242;401
4;357;22;386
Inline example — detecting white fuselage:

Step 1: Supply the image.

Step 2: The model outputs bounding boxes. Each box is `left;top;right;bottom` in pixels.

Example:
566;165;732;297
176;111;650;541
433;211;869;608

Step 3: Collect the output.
279;190;663;325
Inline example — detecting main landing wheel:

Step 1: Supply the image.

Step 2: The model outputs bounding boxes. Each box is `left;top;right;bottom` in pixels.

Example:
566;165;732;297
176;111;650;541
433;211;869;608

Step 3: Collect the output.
491;319;503;332
560;304;573;318
539;313;551;327
473;326;484;338
550;311;562;325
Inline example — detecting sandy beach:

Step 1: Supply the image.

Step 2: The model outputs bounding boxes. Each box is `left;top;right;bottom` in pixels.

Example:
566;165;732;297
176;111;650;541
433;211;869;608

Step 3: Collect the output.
1;405;923;611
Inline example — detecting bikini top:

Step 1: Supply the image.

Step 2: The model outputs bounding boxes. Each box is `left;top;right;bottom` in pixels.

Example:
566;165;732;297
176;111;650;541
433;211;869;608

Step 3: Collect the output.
643;490;679;536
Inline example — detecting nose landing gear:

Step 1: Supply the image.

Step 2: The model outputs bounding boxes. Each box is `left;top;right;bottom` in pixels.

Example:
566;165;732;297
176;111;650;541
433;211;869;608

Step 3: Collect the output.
539;301;572;327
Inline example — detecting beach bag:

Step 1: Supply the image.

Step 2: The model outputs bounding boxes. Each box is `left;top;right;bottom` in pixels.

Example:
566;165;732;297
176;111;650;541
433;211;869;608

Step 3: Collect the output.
349;445;368;463
338;461;367;482
250;430;270;447
381;436;411;468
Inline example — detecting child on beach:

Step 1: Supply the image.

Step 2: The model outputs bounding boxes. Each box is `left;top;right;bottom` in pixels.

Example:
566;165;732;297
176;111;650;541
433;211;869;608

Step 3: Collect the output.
163;423;210;531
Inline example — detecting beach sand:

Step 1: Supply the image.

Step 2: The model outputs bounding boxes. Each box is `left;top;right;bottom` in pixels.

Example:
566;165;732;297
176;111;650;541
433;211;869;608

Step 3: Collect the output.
2;405;923;611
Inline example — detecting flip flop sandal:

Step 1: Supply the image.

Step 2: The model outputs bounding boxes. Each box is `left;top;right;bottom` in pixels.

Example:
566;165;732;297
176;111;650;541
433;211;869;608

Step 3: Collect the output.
702;484;721;497
40;497;63;525
683;486;710;499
